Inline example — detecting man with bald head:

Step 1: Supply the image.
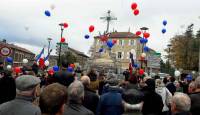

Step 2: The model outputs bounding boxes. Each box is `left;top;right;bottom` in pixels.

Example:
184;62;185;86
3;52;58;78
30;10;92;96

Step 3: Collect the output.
81;76;99;114
64;81;94;115
171;92;191;115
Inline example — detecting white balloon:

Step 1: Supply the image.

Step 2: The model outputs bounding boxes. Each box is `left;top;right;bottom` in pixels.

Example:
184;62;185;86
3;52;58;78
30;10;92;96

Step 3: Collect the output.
23;59;28;64
131;49;136;59
50;4;55;10
45;61;49;66
141;53;146;58
7;65;12;70
174;70;181;77
37;61;39;66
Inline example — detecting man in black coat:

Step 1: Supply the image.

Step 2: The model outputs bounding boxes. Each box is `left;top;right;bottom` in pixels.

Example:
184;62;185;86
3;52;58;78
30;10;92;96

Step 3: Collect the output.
189;76;200;115
53;60;75;87
81;76;99;114
0;70;16;104
64;81;94;115
166;76;176;95
142;79;164;115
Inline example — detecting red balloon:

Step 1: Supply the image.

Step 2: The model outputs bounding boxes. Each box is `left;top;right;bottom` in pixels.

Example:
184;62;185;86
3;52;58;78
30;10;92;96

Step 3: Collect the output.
112;39;117;44
143;32;150;38
70;64;75;68
14;67;21;73
63;23;68;28
136;31;141;36
89;25;95;32
48;69;54;75
133;9;139;16
39;58;45;68
60;37;65;43
139;69;144;75
100;35;108;42
131;3;137;10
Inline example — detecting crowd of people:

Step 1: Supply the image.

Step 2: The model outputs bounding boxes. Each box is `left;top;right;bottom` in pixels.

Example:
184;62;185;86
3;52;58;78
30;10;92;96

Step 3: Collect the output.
0;60;200;115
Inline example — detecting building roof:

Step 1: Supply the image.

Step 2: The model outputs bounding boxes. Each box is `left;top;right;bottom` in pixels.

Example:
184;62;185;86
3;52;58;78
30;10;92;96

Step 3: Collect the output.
0;41;35;55
94;32;139;39
68;47;89;58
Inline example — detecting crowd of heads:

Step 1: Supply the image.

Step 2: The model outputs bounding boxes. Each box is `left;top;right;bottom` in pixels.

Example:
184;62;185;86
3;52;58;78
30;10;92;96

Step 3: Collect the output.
0;60;200;115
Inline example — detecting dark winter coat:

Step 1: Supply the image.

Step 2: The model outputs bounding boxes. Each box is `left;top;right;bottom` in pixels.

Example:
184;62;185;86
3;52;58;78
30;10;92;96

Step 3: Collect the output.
142;79;164;115
174;111;191;115
166;82;176;95
83;87;99;114
189;92;200;115
53;70;74;87
0;95;41;115
97;87;124;115
0;76;16;104
64;101;94;115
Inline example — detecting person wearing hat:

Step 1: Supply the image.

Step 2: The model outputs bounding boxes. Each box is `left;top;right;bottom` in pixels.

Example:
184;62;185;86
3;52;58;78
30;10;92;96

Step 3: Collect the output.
97;74;124;115
0;75;41;115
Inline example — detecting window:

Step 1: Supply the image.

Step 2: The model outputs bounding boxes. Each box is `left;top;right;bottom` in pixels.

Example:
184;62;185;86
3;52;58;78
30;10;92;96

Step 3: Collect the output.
129;40;135;46
130;40;134;45
96;40;99;45
119;40;123;46
117;52;122;59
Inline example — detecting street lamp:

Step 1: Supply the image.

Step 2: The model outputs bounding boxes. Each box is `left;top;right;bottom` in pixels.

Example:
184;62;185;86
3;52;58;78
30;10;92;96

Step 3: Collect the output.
47;38;52;55
167;44;172;74
58;23;65;66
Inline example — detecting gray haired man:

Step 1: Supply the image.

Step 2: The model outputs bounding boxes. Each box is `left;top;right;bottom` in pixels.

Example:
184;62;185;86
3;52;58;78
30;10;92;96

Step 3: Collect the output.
0;75;41;115
171;92;191;115
64;80;94;115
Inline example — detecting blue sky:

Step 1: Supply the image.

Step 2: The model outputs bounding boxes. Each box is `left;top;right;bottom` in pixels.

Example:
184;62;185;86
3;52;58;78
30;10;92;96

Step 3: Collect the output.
0;0;200;57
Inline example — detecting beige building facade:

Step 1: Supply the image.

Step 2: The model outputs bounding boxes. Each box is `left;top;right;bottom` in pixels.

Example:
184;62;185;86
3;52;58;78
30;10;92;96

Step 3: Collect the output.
91;32;141;71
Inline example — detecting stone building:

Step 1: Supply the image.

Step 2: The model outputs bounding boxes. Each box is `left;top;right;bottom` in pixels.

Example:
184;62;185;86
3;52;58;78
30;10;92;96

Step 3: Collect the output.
89;32;142;73
0;40;35;66
51;47;89;68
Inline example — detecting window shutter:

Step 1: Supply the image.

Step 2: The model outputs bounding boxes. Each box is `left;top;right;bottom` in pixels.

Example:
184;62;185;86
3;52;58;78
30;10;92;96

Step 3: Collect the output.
122;52;124;59
129;40;131;46
126;52;129;59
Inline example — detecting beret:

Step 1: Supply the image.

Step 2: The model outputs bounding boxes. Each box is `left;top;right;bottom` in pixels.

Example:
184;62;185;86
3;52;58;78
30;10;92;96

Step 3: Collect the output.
16;75;41;91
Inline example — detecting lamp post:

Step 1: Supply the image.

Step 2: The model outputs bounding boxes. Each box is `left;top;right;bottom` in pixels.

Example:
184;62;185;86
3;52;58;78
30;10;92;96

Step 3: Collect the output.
140;27;149;69
47;38;52;55
167;44;172;74
58;23;65;66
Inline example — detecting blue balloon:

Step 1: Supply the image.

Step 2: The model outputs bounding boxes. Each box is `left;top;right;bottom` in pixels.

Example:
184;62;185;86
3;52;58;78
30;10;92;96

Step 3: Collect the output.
144;46;149;52
143;38;148;43
6;57;13;63
99;48;104;52
140;38;144;44
53;66;59;72
44;10;51;17
186;74;192;81
67;67;73;72
84;34;90;39
133;64;138;68
162;28;167;34
163;20;167;26
107;40;114;48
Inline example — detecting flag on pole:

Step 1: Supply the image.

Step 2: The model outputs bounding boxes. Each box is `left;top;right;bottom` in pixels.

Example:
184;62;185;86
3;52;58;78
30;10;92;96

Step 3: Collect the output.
36;48;44;61
44;49;52;61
